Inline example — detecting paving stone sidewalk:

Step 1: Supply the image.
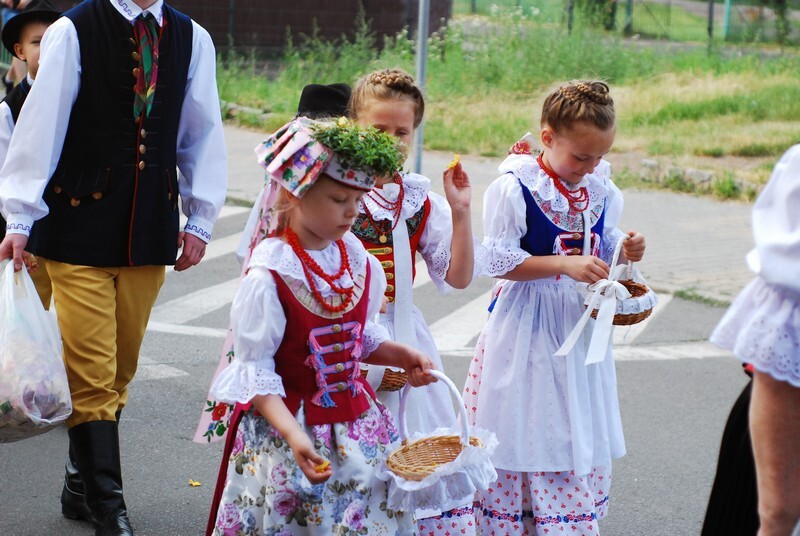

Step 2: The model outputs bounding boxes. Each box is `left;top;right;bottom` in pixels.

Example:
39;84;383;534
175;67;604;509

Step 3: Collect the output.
223;124;755;304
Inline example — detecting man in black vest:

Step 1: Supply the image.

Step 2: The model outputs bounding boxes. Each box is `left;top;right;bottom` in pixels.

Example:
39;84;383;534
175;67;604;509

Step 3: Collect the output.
0;1;228;535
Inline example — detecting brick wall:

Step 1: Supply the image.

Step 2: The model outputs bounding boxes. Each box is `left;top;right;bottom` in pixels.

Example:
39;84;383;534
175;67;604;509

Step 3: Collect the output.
167;0;452;52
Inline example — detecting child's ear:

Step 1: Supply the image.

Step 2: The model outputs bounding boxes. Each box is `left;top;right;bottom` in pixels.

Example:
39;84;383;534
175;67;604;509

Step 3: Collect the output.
540;127;554;149
13;44;25;62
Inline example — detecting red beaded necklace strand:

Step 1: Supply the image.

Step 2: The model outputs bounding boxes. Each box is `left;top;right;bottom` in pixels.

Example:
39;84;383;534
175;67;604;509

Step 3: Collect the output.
285;227;355;313
361;173;405;244
536;153;590;212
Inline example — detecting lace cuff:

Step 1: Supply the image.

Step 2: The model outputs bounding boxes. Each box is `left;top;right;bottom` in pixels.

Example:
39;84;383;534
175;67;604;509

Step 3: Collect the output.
480;238;529;277
209;360;286;404
601;228;627;266
363;321;391;355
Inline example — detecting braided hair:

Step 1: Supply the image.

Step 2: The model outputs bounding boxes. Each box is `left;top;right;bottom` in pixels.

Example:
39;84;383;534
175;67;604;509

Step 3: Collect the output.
541;80;615;134
349;68;425;128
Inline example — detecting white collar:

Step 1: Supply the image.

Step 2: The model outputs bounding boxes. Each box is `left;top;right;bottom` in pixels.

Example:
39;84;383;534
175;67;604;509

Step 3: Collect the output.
110;0;164;26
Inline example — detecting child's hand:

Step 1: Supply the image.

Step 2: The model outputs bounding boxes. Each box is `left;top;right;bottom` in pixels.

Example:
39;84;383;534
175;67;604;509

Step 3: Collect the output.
400;348;437;387
443;160;471;212
622;231;646;262
380;295;389;314
287;430;332;484
561;255;610;284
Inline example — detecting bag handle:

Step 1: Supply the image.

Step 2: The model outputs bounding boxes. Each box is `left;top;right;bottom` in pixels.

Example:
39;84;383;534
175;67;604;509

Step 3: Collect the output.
397;369;471;447
609;234;633;282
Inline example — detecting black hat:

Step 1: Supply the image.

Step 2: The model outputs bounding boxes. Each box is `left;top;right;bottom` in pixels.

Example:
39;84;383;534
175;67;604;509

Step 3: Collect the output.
2;0;61;58
296;83;351;119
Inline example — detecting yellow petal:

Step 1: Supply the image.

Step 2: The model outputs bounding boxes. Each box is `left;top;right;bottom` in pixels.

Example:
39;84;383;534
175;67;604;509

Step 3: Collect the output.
447;154;461;170
189;479;202;487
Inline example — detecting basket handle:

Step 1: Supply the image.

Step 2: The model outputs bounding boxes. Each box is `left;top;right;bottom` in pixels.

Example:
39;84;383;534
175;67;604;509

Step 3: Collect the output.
397;369;471;447
609;234;633;282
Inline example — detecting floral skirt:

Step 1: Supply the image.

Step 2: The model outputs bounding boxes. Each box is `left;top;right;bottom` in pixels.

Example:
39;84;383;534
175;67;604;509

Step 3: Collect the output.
475;467;611;535
211;400;414;535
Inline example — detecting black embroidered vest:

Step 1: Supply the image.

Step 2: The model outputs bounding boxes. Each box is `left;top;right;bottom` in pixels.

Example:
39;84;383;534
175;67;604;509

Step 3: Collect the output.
27;0;193;266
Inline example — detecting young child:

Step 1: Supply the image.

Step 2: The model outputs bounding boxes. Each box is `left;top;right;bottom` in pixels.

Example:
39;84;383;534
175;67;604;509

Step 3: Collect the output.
206;119;436;535
709;144;800;536
0;0;59;308
464;80;646;535
348;68;480;533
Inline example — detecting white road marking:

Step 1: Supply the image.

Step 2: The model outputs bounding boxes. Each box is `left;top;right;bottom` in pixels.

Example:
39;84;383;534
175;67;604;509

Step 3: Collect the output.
132;356;189;382
149;278;240;325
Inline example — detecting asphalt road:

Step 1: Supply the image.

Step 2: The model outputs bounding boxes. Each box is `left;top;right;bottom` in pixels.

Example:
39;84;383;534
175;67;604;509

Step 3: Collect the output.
0;204;747;536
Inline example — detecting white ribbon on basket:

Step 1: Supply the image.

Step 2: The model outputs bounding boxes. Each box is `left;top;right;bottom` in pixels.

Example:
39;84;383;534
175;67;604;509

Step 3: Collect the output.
555;235;631;365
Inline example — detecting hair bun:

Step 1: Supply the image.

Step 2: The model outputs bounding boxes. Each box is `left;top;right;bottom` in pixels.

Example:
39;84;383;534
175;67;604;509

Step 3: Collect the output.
367;69;417;93
571;81;612;106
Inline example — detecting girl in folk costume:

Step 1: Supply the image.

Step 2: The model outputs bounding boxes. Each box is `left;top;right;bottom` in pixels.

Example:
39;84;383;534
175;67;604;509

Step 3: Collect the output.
464;81;646;535
205;119;437;535
348;68;481;534
709;145;800;536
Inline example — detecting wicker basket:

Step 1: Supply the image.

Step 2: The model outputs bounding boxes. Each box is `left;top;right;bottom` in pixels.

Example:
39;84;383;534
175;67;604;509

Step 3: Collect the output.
386;370;486;481
360;366;408;392
585;236;656;326
589;278;654;326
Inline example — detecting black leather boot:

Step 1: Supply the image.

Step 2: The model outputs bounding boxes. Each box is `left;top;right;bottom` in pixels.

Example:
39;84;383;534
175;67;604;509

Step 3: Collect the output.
68;420;133;536
60;446;93;522
62;410;121;523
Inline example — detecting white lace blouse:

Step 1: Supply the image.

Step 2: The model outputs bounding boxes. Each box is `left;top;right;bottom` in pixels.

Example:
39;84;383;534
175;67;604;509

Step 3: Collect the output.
210;232;390;404
480;153;626;277
361;172;482;291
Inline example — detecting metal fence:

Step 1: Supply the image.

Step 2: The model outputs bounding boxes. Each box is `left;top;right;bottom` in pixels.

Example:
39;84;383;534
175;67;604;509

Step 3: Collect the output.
453;0;800;45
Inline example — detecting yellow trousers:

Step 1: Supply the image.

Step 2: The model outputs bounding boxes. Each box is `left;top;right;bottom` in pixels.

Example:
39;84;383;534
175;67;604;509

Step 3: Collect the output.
29;256;52;310
45;261;166;427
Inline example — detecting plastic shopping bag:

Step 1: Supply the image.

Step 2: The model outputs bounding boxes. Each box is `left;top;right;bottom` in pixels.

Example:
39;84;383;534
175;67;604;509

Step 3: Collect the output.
0;259;71;442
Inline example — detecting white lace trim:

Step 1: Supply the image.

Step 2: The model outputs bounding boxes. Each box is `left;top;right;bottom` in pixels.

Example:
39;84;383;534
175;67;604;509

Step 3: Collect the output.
480;237;528;277
498;153;611;231
377;425;499;512
361;172;430;221
363;321;391;355
248;233;367;297
210;360;287;404
711;278;800;387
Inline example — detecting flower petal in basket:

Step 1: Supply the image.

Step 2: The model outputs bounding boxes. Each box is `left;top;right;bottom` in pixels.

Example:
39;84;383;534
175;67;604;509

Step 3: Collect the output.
378;370;498;512
378;425;498;512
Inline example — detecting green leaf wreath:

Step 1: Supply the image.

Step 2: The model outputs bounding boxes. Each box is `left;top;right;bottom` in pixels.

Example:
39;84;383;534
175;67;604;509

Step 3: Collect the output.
311;119;405;178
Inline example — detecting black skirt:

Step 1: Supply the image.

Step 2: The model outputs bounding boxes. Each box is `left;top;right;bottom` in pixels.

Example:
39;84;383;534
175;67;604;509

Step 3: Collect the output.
701;380;758;536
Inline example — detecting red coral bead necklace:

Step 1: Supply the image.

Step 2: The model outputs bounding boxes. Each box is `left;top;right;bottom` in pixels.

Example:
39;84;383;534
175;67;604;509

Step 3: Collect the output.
361;172;405;244
285;227;355;313
537;153;590;212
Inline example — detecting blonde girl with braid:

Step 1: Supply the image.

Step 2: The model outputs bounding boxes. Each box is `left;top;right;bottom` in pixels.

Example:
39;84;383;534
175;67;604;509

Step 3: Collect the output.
349;68;482;534
464;80;646;535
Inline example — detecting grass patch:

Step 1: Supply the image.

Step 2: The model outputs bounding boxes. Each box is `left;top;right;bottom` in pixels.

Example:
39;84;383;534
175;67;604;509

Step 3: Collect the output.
217;13;800;197
674;288;730;308
712;173;741;199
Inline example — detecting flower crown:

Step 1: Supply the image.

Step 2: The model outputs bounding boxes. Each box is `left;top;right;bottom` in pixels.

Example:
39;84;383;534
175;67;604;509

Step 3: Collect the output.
255;118;404;198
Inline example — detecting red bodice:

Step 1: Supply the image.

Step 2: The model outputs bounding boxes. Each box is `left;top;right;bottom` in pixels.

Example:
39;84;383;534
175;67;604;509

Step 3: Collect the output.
271;264;376;425
353;197;431;303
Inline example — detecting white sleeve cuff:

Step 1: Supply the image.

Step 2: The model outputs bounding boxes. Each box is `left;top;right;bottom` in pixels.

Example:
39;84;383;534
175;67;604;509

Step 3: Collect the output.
5;214;34;236
184;215;214;242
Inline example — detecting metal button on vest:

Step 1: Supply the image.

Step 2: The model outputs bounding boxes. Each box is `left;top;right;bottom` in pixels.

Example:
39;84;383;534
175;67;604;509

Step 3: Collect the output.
336;382;347;392
386;284;395;292
573;233;581;240
331;324;342;333
139;144;146;154
92;192;103;200
53;185;62;194
129;37;136;46
381;260;394;269
168;192;173;201
571;248;581;255
386;273;394;280
138;161;145;170
333;343;343;352
387;296;395;302
140;128;147;138
70;198;80;207
335;363;345;372
132;67;140;78
131;51;140;62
